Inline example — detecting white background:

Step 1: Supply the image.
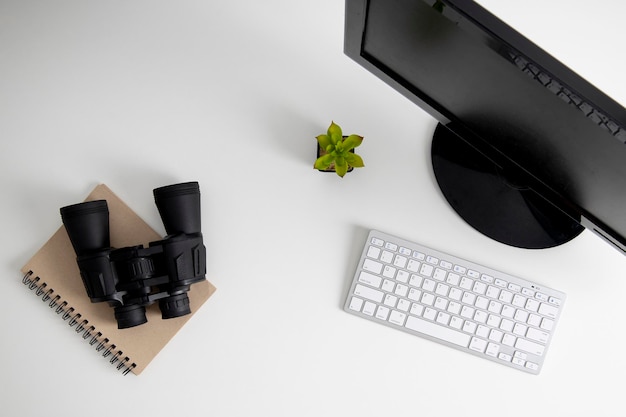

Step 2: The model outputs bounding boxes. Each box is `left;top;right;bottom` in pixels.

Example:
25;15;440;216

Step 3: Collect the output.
2;1;626;416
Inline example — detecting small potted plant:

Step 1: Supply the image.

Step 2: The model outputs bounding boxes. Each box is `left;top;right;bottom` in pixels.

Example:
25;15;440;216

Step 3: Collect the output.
314;121;365;177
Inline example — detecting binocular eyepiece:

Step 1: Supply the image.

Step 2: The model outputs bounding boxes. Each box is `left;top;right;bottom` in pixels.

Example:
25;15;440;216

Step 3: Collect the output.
60;182;206;329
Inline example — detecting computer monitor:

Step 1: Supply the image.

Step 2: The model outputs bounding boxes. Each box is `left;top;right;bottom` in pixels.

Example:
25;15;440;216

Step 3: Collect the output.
344;0;626;252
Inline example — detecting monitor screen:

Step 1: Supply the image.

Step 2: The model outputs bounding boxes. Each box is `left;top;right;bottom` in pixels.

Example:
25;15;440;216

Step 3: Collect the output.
344;0;626;253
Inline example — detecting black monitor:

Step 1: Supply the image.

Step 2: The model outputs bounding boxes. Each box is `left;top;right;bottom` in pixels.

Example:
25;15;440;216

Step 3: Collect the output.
345;0;626;252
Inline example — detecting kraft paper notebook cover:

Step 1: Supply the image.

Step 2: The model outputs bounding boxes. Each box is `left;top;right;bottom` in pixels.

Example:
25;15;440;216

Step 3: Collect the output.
20;184;216;375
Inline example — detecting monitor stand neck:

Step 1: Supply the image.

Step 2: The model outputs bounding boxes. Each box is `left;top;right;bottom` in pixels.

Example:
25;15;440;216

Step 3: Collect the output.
430;123;584;249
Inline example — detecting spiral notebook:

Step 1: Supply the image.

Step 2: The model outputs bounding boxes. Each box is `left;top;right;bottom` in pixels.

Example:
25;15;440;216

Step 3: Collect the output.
20;184;216;375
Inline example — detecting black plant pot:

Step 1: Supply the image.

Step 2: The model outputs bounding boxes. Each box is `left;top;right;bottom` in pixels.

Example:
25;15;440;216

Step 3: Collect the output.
316;139;355;173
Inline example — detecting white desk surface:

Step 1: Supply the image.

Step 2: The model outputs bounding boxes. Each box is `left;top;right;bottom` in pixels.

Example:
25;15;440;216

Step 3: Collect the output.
2;1;626;416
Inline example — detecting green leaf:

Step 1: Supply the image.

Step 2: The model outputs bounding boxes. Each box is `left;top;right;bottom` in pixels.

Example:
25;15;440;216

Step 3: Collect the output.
327;121;343;145
344;152;364;168
314;153;335;170
335;159;348;177
316;134;332;150
341;134;363;151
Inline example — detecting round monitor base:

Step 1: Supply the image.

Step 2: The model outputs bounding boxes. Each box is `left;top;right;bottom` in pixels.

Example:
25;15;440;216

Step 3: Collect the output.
430;123;584;249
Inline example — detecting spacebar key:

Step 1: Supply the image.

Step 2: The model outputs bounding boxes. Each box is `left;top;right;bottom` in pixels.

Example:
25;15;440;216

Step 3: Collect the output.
405;316;472;347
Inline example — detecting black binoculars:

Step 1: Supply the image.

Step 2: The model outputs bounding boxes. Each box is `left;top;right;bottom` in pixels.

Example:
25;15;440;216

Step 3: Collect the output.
60;182;206;329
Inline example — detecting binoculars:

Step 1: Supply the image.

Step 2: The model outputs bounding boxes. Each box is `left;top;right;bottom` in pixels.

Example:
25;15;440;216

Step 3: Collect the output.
60;182;206;329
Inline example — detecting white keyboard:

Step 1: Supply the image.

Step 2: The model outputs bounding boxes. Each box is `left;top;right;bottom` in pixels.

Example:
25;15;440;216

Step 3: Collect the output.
344;230;565;374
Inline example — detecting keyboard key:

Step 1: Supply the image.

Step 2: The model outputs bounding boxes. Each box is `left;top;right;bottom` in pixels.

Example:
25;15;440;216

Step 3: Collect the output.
408;288;422;301
366;245;381;259
449;287;463;301
525;361;539;371
494;278;508;288
538;303;559;319
481;274;494;283
488;300;502;314
548;296;562;306
382;279;395;292
395;284;409;297
426;255;439;265
486;286;500;299
354;284;384;303
526;298;540;312
485;342;500;357
375;306;390;320
462;320;477;334
423;307;437;320
440;260;453;269
540;318;554;331
450;316;463;329
526;327;549;344
515;338;545;356
358;271;382;288
469;337;487;352
447;301;461;315
420;264;434;277
383;265;396;279
460;306;475;319
363;301;376;316
435;283;450;296
385;242;398;251
349;297;363;312
363;258;383;274
383;294;397;307
389;310;406;326
453;265;466;274
397;299;411;312
475;296;489;310
422;278;436;292
421;292;435;306
436;311;451;325
399;247;412;256
394;255;408;268
514;309;529;323
396;270;410;283
461;292;476;305
446;273;461;286
527;314;542;327
410;303;424;317
487;314;501;328
405;316;471;347
512;294;527;308
381;251;394;263
499;290;514;304
409;274;423;288
433;268;447;281
473;281;487;294
407;259;420;272
476;325;490;339
512;356;526;367
434;297;448;310
488;329;503;343
459;277;473;290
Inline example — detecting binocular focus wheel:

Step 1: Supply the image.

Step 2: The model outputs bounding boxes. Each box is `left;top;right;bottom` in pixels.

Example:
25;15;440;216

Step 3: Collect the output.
114;305;148;329
159;293;192;319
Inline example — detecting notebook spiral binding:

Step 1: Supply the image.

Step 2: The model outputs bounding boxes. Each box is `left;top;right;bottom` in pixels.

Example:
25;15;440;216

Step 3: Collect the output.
22;271;136;375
